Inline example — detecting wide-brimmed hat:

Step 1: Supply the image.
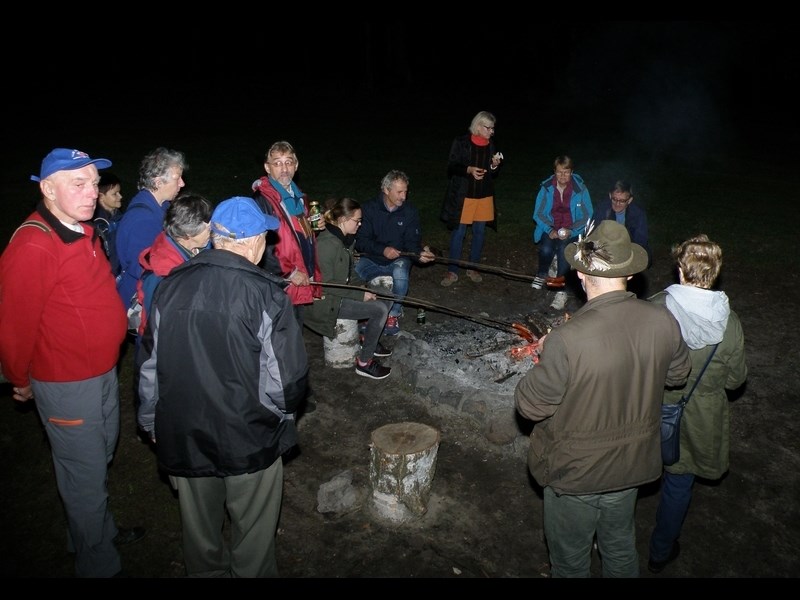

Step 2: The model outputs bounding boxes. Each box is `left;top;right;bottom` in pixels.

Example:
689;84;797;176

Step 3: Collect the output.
210;196;280;239
31;148;112;182
565;220;649;277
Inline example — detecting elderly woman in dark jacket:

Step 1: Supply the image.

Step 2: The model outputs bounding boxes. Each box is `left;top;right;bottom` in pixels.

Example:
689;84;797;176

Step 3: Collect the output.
439;111;503;286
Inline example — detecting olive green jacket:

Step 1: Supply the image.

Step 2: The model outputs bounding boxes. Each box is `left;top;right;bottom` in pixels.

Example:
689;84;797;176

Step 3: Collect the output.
304;228;366;339
651;292;748;479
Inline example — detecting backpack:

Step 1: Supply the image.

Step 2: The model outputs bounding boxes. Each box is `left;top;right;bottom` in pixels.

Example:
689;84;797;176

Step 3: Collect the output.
93;216;121;276
127;268;162;336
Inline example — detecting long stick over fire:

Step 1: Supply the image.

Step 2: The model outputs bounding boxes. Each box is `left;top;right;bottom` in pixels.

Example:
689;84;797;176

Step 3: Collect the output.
299;280;540;342
355;250;535;283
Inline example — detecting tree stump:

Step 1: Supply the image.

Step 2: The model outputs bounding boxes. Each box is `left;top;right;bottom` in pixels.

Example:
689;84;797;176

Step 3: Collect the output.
369;422;441;523
323;319;359;369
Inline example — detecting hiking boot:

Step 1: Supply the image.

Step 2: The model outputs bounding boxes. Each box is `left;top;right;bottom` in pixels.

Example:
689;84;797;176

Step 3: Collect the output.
550;291;568;311
373;342;392;357
441;272;458;287
531;276;546;290
383;315;400;336
113;527;146;547
466;270;483;283
648;541;681;574
356;359;391;380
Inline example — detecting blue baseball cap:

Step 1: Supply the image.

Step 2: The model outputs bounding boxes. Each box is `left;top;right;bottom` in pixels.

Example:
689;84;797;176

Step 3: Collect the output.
31;148;112;182
210;196;280;239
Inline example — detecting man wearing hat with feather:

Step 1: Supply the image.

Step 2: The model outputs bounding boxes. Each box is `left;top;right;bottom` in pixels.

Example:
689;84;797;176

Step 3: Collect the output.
515;220;691;578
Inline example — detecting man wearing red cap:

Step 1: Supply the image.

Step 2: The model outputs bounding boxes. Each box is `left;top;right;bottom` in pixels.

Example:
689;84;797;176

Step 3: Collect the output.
0;148;145;578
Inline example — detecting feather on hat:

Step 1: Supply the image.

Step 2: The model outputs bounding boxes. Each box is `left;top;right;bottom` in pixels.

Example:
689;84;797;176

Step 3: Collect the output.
565;220;649;277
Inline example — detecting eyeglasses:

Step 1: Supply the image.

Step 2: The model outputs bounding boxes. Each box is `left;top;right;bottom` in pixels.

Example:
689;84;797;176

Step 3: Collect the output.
347;218;362;224
611;197;631;205
555;170;572;176
483;124;495;131
269;159;296;168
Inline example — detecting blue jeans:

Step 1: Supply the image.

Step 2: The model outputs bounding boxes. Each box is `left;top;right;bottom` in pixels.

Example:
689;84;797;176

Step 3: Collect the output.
543;486;640;578
536;235;574;278
447;222;486;275
354;257;410;318
648;471;695;562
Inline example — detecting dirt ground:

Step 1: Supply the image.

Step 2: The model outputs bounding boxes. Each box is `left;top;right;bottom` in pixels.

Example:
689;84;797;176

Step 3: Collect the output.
2;231;798;580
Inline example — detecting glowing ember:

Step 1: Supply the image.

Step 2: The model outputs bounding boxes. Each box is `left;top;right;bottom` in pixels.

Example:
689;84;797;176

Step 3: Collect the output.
508;339;541;363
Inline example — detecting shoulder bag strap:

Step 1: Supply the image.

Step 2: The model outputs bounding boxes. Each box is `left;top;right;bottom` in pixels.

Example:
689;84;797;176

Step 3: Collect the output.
683;343;719;406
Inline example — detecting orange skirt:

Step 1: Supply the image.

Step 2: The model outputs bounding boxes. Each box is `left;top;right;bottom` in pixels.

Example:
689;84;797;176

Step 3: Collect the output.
460;196;494;224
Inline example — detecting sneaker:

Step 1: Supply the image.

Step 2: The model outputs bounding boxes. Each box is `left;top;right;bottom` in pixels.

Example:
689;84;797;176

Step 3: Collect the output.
356;359;391;380
441;272;458;287
383;315;400;336
531;276;546;290
373;342;392;357
550;291;568;311
647;541;681;574
466;270;483;283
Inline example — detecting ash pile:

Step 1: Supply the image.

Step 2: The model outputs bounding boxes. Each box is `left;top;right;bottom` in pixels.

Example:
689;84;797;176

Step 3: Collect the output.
391;311;562;449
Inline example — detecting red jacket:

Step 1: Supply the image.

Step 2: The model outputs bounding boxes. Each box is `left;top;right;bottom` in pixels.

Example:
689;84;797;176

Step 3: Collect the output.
254;179;322;306
0;204;127;386
135;232;192;337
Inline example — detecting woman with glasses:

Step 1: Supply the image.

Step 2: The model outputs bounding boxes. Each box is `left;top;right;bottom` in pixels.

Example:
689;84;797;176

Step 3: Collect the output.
439;110;503;287
304;198;393;380
530;155;593;311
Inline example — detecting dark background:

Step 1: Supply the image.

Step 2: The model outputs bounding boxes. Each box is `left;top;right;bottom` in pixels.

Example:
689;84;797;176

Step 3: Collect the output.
5;20;798;159
2;19;799;580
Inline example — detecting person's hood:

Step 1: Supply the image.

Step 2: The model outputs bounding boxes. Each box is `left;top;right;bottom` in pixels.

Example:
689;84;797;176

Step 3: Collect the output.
664;284;730;349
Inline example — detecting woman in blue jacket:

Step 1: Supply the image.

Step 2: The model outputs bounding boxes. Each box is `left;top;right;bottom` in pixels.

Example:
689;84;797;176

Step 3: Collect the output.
531;155;593;310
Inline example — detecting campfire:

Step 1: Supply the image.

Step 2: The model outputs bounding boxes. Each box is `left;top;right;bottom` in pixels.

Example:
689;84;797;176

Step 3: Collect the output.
395;312;567;397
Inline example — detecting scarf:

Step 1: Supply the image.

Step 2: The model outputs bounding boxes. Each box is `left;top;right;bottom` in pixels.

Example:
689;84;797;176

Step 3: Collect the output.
470;134;490;147
256;176;306;216
327;223;355;249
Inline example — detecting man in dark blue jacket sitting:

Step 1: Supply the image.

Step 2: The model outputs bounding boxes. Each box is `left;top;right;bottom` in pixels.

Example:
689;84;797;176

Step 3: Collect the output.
355;170;435;335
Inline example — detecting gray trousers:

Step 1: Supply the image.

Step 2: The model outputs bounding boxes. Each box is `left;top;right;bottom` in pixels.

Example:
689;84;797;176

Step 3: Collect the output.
543;486;640;578
32;369;122;578
171;458;283;578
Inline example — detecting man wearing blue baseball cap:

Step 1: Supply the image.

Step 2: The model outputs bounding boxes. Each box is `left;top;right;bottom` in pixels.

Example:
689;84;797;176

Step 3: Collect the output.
138;196;309;577
0;148;145;577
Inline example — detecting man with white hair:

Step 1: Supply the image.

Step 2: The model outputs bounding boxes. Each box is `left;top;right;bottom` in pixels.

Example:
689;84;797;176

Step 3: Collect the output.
137;196;309;578
0;148;144;578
